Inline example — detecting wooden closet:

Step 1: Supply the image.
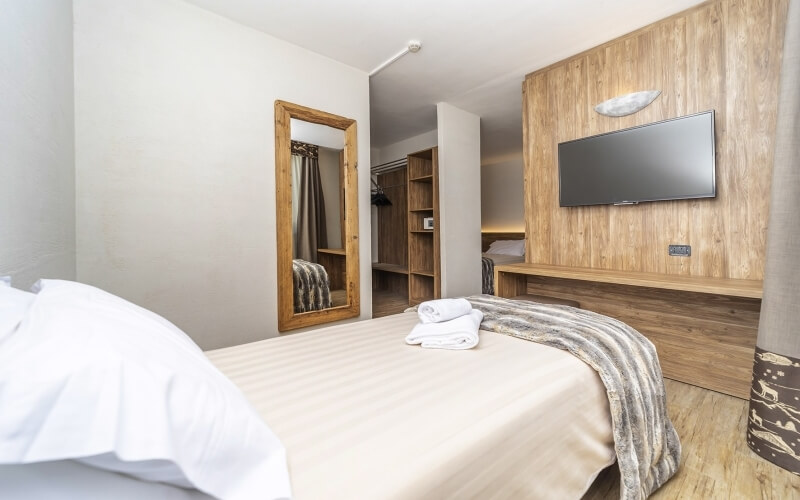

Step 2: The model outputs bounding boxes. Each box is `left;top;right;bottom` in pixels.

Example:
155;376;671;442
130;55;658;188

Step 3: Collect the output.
372;147;441;308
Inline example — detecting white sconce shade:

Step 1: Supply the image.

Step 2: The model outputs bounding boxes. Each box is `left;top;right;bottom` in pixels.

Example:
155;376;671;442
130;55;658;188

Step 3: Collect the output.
594;90;661;117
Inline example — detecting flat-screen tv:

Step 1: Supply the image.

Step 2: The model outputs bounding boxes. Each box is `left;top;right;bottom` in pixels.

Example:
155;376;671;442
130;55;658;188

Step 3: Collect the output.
558;110;716;207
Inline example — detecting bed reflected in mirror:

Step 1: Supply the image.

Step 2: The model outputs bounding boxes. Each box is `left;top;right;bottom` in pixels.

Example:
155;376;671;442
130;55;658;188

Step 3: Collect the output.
275;101;359;332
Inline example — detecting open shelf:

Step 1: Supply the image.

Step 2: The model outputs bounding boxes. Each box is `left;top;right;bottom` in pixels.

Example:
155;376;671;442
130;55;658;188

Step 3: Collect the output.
411;270;435;277
404;147;439;305
409;274;435;305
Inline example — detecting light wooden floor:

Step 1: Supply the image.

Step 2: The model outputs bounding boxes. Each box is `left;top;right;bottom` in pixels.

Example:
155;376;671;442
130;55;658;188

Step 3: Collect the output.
372;290;409;318
584;379;800;499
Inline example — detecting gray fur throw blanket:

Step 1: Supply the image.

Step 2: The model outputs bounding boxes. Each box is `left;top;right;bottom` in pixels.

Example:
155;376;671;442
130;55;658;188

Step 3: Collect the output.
481;257;494;295
292;259;332;313
466;295;681;499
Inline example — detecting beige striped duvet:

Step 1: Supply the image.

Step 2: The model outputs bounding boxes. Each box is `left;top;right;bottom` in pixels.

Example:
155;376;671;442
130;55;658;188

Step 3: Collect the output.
206;312;615;499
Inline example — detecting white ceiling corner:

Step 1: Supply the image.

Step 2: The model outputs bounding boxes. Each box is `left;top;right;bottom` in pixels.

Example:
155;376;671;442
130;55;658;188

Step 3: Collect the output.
182;0;706;162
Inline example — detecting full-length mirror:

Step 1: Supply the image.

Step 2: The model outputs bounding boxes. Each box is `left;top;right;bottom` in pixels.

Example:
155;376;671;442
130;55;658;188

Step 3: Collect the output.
275;101;359;331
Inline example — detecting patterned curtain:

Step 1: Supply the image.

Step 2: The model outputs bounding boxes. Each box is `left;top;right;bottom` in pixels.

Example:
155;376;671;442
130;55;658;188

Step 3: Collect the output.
291;141;327;262
747;0;800;473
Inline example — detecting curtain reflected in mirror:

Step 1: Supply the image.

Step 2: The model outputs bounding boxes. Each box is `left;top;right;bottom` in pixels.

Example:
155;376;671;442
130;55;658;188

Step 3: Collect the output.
290;120;347;313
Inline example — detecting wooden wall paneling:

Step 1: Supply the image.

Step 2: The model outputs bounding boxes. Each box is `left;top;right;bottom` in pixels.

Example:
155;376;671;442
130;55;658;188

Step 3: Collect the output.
723;0;784;281
586;48;613;271
481;232;525;252
524;276;760;399
376;168;408;266
317;249;346;290
522;0;787;282
372;270;408;297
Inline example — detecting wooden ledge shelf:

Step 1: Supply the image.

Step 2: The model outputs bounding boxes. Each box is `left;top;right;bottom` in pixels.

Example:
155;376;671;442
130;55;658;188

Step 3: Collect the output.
494;263;763;299
317;248;346;256
494;262;763;399
372;263;408;275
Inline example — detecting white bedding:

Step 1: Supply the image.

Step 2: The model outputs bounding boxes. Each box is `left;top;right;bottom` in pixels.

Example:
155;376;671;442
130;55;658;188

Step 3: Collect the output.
0;461;213;500
206;312;615;499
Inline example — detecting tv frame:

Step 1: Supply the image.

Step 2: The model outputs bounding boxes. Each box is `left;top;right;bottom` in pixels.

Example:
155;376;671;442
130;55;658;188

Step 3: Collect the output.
557;110;716;207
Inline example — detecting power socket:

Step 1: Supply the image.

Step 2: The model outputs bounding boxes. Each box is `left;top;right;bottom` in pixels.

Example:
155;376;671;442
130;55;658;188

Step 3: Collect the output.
669;245;691;257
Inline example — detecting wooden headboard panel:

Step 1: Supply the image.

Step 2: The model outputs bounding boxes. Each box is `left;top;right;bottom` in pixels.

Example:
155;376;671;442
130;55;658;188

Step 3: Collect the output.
481;232;525;253
522;0;786;281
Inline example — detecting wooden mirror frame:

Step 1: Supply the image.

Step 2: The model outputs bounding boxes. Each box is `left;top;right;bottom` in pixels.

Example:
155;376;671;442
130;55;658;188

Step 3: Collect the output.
275;100;360;332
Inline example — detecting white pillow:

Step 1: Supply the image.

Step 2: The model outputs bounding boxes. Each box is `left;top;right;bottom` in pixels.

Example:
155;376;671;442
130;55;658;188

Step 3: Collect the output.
486;239;526;256
0;279;291;500
0;276;11;286
0;285;35;344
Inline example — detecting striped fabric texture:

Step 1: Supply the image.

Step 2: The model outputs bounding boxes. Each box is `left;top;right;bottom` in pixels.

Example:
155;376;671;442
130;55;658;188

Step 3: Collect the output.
467;295;681;499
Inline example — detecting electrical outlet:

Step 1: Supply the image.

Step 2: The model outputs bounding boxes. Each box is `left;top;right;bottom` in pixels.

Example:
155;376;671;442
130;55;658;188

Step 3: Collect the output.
669;245;691;257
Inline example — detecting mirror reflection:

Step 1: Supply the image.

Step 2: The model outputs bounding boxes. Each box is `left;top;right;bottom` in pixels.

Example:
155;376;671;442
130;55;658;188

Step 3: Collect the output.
290;119;347;313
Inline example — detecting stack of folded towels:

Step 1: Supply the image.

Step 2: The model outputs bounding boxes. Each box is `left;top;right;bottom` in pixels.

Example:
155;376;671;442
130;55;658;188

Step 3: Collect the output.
405;298;484;350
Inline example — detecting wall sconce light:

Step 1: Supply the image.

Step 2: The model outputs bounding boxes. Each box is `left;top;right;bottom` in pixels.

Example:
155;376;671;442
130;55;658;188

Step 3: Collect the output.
594;90;661;117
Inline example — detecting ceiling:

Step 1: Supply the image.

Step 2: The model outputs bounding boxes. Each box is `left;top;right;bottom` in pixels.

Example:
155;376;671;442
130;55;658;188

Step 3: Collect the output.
183;0;704;163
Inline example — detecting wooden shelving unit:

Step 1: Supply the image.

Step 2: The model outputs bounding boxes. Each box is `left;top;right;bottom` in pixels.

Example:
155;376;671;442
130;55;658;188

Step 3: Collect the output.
407;147;440;305
372;147;441;310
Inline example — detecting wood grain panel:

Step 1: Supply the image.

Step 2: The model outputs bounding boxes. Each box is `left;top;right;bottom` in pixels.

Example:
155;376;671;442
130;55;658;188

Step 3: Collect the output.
376;168;407;266
495;262;763;298
481;232;525;252
317;249;346;290
523;275;760;399
522;0;787;281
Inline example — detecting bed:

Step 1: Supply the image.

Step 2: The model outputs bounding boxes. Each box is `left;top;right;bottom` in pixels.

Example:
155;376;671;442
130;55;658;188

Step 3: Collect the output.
292;258;332;312
206;311;616;499
481;232;526;295
1;279;679;499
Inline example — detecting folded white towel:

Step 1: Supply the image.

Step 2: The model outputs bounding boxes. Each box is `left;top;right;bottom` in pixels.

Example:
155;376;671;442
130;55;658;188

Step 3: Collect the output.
417;298;473;324
406;309;484;350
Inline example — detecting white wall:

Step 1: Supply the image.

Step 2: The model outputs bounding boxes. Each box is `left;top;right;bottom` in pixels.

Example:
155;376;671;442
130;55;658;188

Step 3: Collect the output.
0;0;75;289
74;0;371;350
480;154;525;231
371;129;437;167
437;103;482;297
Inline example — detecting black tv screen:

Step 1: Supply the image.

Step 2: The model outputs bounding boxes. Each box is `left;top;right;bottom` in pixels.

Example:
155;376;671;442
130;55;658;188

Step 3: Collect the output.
558;110;716;207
